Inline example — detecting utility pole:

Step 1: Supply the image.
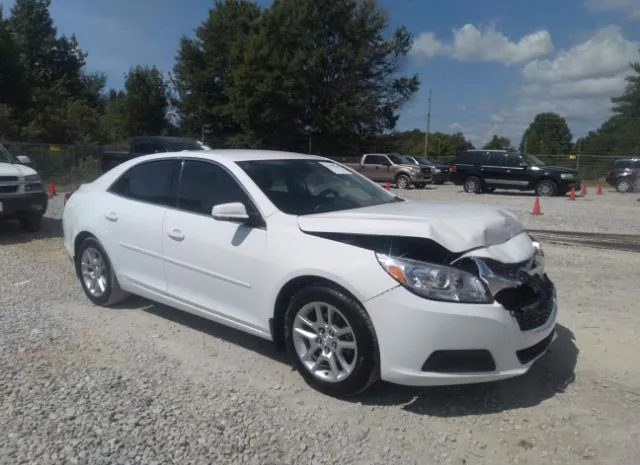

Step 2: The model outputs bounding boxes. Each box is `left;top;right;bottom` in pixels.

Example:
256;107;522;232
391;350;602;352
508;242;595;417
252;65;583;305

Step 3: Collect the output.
423;88;432;157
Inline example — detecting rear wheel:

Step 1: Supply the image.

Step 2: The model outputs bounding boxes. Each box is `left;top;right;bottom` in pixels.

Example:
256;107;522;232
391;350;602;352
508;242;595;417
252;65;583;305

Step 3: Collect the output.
284;285;380;397
463;176;482;193
616;179;632;193
75;237;128;307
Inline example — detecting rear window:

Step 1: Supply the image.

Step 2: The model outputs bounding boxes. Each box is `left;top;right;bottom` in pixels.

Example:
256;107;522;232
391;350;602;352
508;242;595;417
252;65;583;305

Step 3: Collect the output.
613;159;638;170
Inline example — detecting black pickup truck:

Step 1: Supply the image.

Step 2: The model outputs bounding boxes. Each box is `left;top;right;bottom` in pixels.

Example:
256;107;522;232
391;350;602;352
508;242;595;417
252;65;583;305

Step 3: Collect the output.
100;136;210;173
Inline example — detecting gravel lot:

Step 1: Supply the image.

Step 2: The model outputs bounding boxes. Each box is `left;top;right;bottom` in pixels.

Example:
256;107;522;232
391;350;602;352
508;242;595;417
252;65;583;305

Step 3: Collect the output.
397;184;640;234
1;191;639;465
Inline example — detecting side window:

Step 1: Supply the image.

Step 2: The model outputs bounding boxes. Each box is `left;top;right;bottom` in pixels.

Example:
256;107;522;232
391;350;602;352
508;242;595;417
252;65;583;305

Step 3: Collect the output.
177;160;250;215
364;155;385;165
109;159;179;207
486;153;504;166
503;155;521;167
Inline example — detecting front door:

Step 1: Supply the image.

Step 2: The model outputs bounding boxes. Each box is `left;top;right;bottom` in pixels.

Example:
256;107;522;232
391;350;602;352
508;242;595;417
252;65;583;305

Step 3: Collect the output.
162;159;270;333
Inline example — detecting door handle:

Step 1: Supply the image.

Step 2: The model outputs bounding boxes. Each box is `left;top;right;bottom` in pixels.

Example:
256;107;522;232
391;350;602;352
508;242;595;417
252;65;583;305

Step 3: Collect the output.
104;212;118;222
167;229;185;241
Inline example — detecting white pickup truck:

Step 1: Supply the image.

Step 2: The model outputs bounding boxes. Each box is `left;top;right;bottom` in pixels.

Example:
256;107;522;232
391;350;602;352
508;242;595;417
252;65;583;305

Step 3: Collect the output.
0;143;48;232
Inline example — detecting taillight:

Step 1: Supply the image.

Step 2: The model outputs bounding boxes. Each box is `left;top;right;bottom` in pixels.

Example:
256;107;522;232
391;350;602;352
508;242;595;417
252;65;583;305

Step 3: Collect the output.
63;190;74;205
450;165;457;173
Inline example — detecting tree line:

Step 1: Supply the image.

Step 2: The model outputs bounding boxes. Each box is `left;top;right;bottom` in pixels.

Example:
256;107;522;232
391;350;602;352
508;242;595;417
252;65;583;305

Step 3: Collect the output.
0;0;638;160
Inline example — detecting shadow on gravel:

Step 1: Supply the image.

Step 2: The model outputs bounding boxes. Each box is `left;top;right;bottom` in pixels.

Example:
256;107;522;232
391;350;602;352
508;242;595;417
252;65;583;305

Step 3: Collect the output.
353;324;578;417
118;297;289;365
0;216;63;245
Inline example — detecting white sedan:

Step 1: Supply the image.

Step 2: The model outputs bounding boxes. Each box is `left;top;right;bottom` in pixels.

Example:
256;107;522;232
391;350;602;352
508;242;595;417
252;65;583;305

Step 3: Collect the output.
62;149;557;397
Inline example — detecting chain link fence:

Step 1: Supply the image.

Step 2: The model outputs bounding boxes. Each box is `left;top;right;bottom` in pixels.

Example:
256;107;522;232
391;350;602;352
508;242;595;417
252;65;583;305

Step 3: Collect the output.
1;139;626;185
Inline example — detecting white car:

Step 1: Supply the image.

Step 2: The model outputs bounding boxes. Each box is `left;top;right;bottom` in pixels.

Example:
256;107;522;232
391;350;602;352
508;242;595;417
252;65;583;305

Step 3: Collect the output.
62;149;557;396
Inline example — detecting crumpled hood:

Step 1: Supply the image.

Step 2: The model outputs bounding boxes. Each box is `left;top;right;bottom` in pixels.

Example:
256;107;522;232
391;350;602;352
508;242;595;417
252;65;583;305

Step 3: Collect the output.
297;200;524;253
0;162;37;177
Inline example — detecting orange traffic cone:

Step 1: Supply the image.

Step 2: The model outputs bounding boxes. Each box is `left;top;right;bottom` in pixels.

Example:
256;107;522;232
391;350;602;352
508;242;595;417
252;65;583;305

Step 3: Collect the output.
596;183;603;195
581;184;587;196
384;181;390;190
530;197;542;215
568;186;576;201
48;182;57;197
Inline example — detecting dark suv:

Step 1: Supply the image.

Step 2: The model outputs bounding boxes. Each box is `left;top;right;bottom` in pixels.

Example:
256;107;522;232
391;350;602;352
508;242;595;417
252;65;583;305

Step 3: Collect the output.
449;149;581;197
605;158;639;193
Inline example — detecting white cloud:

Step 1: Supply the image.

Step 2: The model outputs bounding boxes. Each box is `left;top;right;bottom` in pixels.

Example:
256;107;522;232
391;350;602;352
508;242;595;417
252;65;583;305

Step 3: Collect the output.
521;26;639;82
584;0;640;20
412;24;555;65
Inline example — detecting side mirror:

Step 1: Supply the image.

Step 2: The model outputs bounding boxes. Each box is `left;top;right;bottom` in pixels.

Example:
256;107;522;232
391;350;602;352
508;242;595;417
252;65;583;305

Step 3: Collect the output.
211;202;250;222
16;155;33;166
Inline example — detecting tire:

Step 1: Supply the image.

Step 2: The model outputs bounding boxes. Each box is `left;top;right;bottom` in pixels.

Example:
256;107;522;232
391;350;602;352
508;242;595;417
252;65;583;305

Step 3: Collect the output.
535;179;557;197
284;285;380;397
395;174;410;190
75;236;128;307
19;214;42;232
463;176;482;194
616;179;632;193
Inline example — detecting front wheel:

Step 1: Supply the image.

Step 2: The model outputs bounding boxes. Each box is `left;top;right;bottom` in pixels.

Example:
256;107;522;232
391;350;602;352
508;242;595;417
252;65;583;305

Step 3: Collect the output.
19;214;42;232
284;286;380;397
535;180;557;197
75;236;128;307
395;174;410;190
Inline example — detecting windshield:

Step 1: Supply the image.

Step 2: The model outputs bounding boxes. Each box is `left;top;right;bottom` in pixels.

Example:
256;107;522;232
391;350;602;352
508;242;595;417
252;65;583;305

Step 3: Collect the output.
236;159;398;215
165;140;205;151
412;156;433;165
521;153;545;165
387;154;409;164
0;143;15;164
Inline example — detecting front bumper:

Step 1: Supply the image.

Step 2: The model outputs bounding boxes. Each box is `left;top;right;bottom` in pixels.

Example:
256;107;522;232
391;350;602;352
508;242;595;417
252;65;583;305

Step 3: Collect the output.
365;280;557;386
0;192;48;219
560;178;581;191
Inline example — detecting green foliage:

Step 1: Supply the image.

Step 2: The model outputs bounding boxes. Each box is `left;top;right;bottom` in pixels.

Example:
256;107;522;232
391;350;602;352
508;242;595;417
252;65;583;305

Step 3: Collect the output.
121;65;169;136
519;112;573;156
483;134;514;151
373;130;474;160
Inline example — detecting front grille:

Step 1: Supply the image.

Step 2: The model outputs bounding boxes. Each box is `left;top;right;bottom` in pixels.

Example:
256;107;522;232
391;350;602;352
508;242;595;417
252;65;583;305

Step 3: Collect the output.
0;185;18;193
0;176;19;182
422;349;496;373
495;276;554;331
421;167;431;174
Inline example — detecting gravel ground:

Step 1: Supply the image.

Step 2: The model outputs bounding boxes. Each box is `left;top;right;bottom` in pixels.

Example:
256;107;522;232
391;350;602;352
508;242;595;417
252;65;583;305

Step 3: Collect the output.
396;184;640;234
1;193;639;465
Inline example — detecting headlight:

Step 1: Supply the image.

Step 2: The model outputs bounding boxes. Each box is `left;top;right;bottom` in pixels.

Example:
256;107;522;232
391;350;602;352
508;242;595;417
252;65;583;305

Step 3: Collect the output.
375;253;492;303
433;168;441;173
560;173;574;180
24;174;41;182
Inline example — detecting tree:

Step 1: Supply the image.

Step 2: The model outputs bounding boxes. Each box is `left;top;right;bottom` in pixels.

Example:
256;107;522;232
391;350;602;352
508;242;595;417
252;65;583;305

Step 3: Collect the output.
611;48;640;118
171;0;262;145
121;65;169;136
483;134;514;150
519;112;573;155
228;0;420;153
0;6;28;131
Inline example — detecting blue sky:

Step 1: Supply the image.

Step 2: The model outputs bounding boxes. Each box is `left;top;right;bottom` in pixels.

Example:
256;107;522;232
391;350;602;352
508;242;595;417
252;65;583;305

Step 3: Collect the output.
1;0;639;147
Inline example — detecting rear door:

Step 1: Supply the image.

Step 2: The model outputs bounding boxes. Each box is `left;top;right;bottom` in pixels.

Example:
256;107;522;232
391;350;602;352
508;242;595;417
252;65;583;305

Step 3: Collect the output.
103;158;180;294
481;152;509;187
363;155;390;181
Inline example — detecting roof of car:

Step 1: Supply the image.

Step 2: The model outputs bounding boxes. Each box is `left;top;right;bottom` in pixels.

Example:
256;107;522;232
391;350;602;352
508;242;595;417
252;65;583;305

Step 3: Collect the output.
142;149;329;163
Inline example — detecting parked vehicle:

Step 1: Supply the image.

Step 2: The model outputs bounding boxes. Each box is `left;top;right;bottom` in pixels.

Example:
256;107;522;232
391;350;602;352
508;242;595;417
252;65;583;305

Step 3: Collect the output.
100;136;210;174
605;158;639;193
0;142;48;232
343;153;431;189
403;155;450;184
62;149;557;397
450;149;581;196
